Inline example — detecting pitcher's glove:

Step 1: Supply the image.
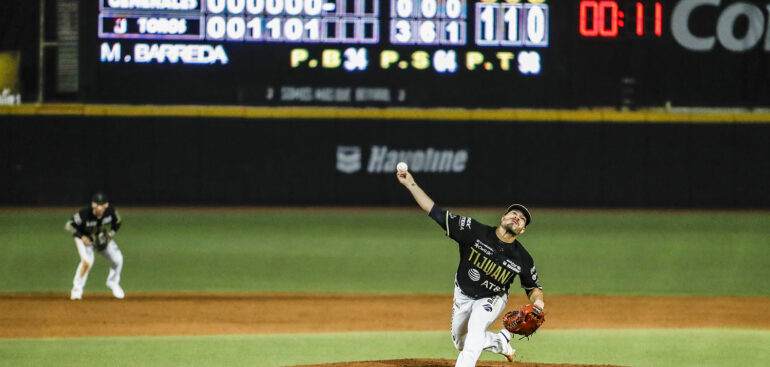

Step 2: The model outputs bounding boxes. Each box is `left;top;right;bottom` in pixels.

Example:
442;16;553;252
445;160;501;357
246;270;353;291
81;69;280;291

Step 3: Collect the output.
503;304;545;337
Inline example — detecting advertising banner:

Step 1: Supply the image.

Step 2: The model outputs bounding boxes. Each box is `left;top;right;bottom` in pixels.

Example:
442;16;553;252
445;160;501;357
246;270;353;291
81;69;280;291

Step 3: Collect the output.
1;115;768;207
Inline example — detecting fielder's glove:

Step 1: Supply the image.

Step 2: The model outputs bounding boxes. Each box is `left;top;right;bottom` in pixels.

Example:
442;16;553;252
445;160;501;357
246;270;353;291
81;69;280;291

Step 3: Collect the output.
503;304;545;338
95;231;114;248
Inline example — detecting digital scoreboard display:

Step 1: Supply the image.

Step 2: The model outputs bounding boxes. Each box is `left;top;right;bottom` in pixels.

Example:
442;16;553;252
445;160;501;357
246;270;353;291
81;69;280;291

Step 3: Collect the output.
84;1;770;108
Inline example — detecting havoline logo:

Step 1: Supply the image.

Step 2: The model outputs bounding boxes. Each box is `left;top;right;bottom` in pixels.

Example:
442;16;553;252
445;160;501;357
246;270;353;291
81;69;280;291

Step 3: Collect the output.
336;145;469;174
367;145;469;173
336;146;362;174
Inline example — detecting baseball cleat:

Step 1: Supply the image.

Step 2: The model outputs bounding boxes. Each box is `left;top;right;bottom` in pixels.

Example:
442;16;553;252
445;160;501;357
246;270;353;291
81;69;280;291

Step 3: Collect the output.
70;288;82;300
107;282;125;299
502;344;516;362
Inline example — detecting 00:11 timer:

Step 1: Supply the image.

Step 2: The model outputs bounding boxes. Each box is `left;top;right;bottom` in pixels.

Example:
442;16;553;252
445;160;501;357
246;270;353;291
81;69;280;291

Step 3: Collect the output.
579;0;663;37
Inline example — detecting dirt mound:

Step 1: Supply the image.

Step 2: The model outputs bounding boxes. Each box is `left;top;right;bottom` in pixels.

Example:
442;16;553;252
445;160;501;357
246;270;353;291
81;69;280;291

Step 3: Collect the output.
290;358;624;367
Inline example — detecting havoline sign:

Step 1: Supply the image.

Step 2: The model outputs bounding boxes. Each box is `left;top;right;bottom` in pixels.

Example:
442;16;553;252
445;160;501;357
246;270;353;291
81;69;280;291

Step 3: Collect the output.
336;145;469;174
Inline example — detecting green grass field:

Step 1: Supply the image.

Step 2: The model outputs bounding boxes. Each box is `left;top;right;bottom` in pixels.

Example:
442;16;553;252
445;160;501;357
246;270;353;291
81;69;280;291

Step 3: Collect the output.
1;208;769;367
2;209;768;295
3;330;769;367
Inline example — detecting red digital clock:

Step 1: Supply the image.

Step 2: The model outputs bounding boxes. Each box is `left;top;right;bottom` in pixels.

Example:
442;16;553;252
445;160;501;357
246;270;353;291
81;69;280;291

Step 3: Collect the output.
579;0;663;37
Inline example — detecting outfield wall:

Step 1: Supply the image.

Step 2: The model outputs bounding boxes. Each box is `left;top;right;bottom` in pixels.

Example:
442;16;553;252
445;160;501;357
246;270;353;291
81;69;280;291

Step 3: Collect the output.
1;107;768;207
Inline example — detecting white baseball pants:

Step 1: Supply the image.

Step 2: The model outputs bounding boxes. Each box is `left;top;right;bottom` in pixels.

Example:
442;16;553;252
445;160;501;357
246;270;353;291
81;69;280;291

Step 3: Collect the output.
451;282;511;367
72;237;123;292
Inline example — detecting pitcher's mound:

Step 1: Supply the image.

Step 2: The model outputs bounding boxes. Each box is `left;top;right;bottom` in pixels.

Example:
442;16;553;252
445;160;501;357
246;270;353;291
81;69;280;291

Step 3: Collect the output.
291;358;624;367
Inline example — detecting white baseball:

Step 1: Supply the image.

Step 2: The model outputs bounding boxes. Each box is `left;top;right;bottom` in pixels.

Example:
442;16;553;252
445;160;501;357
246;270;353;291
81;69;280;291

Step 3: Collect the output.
396;162;408;172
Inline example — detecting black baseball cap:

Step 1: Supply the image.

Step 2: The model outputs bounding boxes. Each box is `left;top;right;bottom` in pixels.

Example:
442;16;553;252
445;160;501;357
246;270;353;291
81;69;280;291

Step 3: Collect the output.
91;192;109;204
505;204;531;226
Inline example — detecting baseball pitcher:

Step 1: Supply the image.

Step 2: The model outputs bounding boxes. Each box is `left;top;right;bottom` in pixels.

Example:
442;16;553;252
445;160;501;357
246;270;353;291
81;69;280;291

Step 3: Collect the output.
397;170;544;366
64;192;125;300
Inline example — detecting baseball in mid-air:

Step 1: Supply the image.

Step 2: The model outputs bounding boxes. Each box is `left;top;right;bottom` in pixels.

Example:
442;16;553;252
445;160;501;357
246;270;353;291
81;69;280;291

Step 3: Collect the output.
397;162;409;172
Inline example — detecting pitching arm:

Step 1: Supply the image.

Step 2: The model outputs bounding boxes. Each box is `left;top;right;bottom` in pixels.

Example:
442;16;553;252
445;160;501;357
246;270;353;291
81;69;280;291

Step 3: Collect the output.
396;170;435;213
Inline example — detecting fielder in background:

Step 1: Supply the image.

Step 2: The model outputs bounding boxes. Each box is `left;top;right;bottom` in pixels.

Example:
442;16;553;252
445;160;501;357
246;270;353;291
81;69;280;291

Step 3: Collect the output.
397;167;544;366
65;192;125;300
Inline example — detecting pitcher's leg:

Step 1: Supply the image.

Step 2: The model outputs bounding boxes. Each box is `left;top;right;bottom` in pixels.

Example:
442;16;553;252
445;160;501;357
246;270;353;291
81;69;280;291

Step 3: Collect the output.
454;297;499;367
482;329;515;362
481;294;509;355
451;287;474;352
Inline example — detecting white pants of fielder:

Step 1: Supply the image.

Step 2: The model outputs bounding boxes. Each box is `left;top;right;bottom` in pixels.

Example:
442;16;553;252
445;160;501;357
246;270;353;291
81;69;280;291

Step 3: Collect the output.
451;282;514;367
71;237;124;299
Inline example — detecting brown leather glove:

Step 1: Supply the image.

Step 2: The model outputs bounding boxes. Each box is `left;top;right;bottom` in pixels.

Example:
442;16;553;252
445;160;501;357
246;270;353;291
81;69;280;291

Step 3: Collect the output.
503;304;545;337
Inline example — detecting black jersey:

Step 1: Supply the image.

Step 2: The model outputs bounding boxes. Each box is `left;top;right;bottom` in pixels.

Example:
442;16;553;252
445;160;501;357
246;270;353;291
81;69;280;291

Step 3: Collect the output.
429;205;541;299
65;207;121;250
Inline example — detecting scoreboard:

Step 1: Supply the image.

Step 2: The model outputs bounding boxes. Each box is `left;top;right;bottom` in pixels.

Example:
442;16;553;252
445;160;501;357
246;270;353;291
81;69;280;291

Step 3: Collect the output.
84;0;770;108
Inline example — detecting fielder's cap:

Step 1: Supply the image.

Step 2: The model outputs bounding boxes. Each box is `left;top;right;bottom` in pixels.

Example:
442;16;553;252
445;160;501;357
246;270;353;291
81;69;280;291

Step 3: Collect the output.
91;192;109;204
506;204;531;226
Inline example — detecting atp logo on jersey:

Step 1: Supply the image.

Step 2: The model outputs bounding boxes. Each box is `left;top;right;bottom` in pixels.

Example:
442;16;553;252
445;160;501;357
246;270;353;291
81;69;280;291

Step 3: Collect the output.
468;268;481;282
480;281;502;292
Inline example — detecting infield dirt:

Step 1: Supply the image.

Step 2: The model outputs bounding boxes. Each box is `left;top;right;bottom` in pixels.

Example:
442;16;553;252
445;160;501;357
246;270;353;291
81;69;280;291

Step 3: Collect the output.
4;293;768;367
2;293;768;338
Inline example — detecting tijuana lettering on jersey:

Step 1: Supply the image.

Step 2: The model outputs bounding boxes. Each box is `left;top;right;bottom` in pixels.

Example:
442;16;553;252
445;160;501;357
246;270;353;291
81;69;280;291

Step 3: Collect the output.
429;206;541;299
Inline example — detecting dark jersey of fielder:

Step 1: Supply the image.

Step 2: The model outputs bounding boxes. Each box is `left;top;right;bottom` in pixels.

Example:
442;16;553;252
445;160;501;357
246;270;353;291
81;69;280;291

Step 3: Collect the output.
65;207;121;250
429;205;541;299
